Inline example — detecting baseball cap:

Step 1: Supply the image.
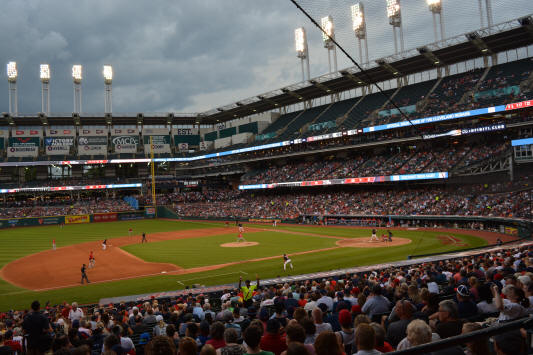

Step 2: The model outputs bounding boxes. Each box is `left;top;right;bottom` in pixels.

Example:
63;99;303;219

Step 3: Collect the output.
457;285;470;297
155;315;163;322
338;309;351;327
518;275;531;286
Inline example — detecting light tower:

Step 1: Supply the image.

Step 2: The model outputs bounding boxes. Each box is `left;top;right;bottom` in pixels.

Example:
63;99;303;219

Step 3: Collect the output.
103;65;113;114
351;3;369;64
6;62;18;115
72;65;82;114
427;0;445;42
295;28;310;82
40;64;50;115
321;16;337;73
477;0;493;28
385;0;404;54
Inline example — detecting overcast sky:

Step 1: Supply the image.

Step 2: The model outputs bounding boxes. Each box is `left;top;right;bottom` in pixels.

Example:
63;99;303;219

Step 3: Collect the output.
0;0;531;115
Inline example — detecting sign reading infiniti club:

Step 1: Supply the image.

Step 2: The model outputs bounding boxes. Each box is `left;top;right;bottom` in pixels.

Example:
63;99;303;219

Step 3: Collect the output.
78;136;108;156
45;137;74;155
7;137;40;157
112;136;139;153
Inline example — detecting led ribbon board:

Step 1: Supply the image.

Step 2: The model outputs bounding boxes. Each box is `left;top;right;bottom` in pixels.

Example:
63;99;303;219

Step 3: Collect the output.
0;183;142;194
238;172;448;190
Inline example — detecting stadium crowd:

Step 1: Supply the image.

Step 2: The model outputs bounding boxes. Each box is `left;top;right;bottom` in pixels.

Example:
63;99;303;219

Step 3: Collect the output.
3;242;532;354
170;183;531;220
0;197;133;219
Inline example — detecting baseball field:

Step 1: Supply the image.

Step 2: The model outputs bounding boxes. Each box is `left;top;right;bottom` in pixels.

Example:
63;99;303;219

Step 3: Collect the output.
0;219;513;311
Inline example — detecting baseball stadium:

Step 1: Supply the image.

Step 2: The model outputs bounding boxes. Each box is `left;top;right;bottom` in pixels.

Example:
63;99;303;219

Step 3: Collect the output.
1;1;533;354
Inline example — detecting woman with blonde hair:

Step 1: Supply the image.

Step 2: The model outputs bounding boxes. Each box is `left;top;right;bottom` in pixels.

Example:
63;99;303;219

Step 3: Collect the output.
462;322;490;355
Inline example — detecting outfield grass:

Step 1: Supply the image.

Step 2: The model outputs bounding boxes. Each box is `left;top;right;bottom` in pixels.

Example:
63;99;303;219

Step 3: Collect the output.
0;220;487;310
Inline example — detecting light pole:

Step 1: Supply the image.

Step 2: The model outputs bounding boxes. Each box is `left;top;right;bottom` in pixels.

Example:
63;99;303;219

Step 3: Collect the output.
321;15;337;73
6;62;18;115
351;3;369;64
427;0;445;42
72;65;82;114
40;64;50;115
295;27;311;82
385;0;404;54
103;65;113;114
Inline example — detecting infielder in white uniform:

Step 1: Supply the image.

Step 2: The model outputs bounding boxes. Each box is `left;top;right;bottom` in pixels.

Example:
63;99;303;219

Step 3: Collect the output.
283;253;293;270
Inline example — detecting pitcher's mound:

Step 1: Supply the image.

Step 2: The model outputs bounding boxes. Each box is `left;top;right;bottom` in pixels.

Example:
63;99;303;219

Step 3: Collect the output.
336;237;411;248
221;242;259;248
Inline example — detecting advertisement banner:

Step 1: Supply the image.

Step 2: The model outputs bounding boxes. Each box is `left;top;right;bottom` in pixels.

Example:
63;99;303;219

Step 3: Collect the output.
93;212;118;223
7;137;40;157
78;136;108;156
117;211;145;220
172;128;198;135
79;127;108;136
112;135;139;153
45;137;74;155
12;128;43;137
177;143;189;151
143;135;171;154
47;128;75;137
0;216;64;228
65;214;90;224
111;128;139;136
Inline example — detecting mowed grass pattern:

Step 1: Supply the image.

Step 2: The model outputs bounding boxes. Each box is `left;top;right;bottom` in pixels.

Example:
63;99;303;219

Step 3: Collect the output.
0;220;487;310
122;231;337;268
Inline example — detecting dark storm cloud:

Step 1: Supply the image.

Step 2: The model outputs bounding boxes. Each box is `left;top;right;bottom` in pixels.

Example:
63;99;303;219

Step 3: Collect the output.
0;0;531;115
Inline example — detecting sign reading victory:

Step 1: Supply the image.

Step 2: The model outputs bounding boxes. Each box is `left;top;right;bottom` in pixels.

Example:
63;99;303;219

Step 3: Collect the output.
45;137;74;155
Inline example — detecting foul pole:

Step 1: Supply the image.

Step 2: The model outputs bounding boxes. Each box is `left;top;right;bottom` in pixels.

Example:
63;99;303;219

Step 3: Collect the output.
150;136;157;217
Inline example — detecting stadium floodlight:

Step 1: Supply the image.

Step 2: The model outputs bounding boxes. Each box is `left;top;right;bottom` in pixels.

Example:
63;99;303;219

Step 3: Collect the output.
321;16;334;46
40;64;50;82
321;16;337;74
294;28;310;82
72;64;82;83
385;0;404;54
351;3;369;64
103;65;113;84
6;62;17;82
103;65;113;113
427;0;445;41
40;64;51;115
386;0;401;19
72;65;82;113
6;62;18;115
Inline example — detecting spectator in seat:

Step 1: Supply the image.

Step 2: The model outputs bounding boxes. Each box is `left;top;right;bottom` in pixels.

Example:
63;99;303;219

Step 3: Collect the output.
335;309;354;354
462;322;490;355
353;324;381;355
22;300;53;354
492;285;529;322
217;328;246;355
430;300;463;339
385;300;414;348
314;331;343;355
370;323;393;353
206;322;226;350
362;285;391;319
456;285;478;318
148;335;177;355
396;319;432;350
299;317;316;345
260;319;287;355
281;322;315;355
311;308;332;335
493;330;526;355
243;325;273;355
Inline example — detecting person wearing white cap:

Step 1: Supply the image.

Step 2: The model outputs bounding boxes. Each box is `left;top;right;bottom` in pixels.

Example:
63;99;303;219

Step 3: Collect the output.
153;315;167;336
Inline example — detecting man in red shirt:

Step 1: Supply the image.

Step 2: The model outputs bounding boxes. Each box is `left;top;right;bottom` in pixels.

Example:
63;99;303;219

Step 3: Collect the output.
3;330;22;354
260;319;287;355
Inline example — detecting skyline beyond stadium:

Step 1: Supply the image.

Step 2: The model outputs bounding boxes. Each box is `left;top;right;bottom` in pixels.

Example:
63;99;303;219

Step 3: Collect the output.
0;0;532;115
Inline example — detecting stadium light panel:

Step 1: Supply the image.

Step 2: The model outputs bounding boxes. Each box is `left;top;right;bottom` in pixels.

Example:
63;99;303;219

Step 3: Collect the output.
427;0;440;5
103;65;113;83
351;4;364;32
6;62;17;81
386;0;401;18
427;0;442;12
321;16;334;43
40;64;50;82
72;65;82;83
295;27;306;53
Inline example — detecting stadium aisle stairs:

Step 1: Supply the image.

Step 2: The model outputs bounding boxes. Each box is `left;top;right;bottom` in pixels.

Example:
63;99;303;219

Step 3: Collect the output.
277;105;329;141
342;89;395;129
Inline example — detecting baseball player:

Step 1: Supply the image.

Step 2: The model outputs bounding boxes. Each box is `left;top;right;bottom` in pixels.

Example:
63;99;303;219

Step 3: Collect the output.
89;251;95;268
236;232;246;243
238;223;244;233
102;239;107;251
128;228;133;237
283;253;293;271
81;264;90;284
370;229;379;242
142;232;147;243
52;239;56;250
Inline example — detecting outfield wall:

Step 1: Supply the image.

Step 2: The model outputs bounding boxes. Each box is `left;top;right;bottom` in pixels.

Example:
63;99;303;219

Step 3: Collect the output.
0;210;151;229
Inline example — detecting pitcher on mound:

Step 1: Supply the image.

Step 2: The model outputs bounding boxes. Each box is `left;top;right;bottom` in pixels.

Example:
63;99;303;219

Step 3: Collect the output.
236;232;246;243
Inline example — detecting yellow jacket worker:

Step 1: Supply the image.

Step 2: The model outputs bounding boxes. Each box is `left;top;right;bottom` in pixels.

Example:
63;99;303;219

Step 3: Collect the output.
239;274;260;307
